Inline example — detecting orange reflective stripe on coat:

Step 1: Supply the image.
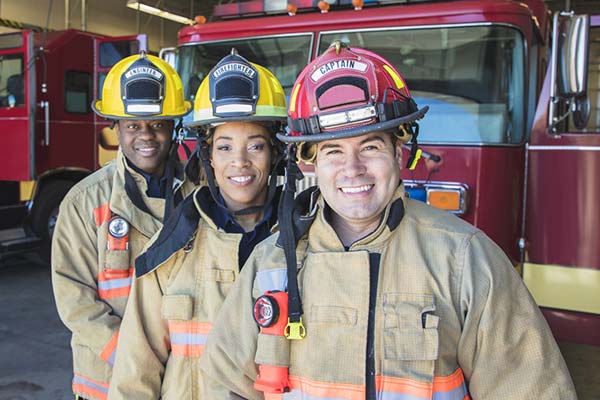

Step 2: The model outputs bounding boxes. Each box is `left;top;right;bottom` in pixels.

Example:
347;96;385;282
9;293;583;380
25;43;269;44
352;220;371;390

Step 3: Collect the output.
280;375;365;400
100;330;119;367
93;203;111;227
97;268;133;299
168;321;212;357
72;373;108;400
377;369;470;400
275;369;469;400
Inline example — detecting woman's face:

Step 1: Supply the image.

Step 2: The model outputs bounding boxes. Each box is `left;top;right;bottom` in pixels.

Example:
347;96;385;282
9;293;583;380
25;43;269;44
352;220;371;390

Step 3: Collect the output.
211;121;273;212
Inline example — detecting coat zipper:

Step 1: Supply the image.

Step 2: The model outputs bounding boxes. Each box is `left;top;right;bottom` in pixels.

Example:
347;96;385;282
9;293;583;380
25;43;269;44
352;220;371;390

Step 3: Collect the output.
366;253;381;400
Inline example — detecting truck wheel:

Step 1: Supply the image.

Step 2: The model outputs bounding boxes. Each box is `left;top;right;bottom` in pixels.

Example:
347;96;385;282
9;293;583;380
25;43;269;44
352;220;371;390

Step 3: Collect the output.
30;180;74;261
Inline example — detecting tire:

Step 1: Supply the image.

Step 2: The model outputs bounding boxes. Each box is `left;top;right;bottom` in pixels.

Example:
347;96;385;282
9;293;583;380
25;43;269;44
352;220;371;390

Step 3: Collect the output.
30;179;74;262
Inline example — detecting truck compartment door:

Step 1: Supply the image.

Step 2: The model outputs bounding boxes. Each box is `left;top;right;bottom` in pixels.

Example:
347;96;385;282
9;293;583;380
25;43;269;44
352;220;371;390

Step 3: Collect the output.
0;31;34;181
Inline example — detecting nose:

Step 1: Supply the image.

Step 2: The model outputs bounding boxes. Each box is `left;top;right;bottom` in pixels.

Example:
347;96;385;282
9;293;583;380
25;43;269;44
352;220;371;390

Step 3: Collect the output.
231;147;251;168
137;122;157;139
343;149;366;178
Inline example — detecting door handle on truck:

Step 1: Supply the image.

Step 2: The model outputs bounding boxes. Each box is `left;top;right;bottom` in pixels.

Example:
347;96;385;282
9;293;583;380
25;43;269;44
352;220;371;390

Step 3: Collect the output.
38;101;50;146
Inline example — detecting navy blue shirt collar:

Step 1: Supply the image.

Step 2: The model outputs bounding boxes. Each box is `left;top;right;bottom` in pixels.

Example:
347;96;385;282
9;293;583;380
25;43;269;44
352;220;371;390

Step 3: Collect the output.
206;190;276;269
126;158;168;199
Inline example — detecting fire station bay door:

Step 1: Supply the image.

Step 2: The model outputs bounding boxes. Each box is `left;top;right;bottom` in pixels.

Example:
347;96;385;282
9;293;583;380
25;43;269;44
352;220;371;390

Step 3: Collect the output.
0;31;34;181
94;34;147;169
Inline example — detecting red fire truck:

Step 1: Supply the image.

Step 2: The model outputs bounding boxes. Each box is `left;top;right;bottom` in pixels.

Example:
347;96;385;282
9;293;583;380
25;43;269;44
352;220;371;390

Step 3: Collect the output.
0;29;145;259
167;0;599;346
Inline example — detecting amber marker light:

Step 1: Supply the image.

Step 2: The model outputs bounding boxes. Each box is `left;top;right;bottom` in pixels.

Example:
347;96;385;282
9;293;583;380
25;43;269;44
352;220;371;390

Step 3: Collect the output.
427;189;462;212
352;0;364;10
194;15;206;24
287;3;298;16
318;1;330;13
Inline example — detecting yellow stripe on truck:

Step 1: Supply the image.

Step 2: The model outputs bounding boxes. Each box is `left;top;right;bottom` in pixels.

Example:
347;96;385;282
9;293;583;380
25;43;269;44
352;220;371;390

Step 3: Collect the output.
523;262;600;314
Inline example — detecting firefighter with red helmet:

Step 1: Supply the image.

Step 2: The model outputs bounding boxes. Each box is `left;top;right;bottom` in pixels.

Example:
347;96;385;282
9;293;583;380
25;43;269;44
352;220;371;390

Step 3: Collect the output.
200;42;577;399
52;52;194;400
107;49;287;399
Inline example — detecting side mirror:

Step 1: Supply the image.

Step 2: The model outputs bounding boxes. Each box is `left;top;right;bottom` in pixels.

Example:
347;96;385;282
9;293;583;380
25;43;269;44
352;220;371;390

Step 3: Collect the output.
548;12;590;132
572;95;591;130
558;14;589;97
159;47;178;70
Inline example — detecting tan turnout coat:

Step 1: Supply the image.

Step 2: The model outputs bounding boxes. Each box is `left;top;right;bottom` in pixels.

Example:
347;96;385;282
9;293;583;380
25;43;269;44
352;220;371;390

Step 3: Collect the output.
108;186;277;400
201;186;576;400
52;149;192;400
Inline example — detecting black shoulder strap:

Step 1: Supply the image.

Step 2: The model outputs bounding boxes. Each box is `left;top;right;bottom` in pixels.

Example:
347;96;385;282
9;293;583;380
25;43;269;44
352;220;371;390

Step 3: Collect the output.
135;191;200;277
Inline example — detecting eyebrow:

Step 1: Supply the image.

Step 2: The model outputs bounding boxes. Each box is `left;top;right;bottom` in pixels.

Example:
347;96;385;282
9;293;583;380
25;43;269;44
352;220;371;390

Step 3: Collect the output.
319;135;386;151
214;134;268;141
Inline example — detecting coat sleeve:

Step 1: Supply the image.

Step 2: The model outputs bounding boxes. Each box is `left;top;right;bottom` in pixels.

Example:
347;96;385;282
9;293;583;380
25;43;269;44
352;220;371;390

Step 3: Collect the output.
200;248;264;400
51;197;121;366
456;231;577;400
108;270;170;399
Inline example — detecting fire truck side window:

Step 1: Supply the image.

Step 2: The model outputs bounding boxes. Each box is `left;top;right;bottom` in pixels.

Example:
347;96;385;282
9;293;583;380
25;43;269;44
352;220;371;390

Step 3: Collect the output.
100;40;140;68
319;26;525;145
65;71;92;114
176;34;312;130
0;54;24;108
567;26;600;133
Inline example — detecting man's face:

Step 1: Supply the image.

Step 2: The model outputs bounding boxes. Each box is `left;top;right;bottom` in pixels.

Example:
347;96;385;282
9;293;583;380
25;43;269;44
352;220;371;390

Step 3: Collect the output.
211;122;273;212
315;131;401;233
117;119;173;176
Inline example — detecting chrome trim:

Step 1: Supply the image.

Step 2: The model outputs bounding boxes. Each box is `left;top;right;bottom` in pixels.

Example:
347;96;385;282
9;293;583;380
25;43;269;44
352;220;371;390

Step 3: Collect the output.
519;142;530;276
178;31;314;49
528;145;600;151
548;12;561;132
404;180;469;215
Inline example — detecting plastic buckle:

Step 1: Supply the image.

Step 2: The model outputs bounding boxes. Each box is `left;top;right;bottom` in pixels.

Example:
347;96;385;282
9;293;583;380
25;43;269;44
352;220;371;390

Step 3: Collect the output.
408;148;422;170
176;127;187;144
284;318;306;340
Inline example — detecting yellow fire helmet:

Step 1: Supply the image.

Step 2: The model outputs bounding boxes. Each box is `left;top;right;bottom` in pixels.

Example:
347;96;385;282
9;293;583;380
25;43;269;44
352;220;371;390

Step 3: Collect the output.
92;52;192;120
186;48;287;128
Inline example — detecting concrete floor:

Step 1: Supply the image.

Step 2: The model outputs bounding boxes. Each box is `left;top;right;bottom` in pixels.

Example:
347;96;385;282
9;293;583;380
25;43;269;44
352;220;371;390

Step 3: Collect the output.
0;255;598;400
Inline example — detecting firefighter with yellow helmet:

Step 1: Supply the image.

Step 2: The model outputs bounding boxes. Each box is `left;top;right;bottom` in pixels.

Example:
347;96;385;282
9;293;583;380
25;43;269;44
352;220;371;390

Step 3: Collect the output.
52;52;194;400
108;49;287;399
199;43;576;399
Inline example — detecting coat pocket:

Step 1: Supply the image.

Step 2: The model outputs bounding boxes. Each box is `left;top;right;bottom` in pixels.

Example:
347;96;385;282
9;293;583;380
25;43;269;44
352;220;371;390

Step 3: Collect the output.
383;293;439;361
161;294;194;321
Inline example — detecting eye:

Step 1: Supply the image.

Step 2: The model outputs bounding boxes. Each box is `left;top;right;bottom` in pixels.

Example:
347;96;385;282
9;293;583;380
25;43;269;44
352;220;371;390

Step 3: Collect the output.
151;122;164;129
362;145;378;152
325;149;342;156
248;142;266;152
126;124;138;130
216;144;231;151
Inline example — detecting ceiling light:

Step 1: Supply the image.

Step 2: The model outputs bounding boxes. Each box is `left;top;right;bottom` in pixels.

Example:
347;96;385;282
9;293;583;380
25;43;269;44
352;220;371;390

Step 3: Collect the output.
126;1;194;25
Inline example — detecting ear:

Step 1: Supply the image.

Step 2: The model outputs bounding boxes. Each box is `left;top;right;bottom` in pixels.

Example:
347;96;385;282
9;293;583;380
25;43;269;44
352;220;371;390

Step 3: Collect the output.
394;139;403;169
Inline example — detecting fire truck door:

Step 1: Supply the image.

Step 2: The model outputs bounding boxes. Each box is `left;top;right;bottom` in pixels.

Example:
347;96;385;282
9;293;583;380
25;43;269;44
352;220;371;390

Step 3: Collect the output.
0;31;34;181
94;35;147;168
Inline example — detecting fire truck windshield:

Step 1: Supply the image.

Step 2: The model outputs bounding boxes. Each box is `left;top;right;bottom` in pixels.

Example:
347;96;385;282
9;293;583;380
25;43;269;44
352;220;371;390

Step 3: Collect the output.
319;25;525;145
0;54;24;108
177;34;312;126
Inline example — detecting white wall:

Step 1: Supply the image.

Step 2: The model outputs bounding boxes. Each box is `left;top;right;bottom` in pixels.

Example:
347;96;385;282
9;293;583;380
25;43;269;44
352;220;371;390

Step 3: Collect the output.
0;0;184;52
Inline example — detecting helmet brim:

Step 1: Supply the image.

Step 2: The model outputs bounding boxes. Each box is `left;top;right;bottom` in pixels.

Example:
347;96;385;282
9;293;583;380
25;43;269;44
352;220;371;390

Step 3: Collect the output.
91;100;193;120
278;106;428;143
185;114;287;128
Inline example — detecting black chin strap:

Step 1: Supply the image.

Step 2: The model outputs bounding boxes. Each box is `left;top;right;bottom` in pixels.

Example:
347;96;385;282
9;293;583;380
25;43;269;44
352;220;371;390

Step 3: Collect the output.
196;137;285;217
278;144;306;339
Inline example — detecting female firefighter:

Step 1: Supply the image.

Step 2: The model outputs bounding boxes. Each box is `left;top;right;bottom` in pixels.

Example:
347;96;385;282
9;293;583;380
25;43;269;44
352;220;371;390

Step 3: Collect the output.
107;49;288;400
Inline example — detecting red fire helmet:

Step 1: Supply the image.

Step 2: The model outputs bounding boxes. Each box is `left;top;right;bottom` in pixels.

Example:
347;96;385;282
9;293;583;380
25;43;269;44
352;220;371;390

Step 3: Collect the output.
278;41;428;143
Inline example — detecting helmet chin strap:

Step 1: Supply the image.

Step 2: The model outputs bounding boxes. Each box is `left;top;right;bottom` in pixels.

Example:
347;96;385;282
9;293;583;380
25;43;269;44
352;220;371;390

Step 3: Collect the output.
196;135;286;217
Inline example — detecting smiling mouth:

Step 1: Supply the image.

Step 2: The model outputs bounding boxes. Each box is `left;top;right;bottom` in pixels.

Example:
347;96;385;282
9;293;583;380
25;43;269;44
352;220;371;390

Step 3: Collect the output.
229;175;253;184
135;146;159;156
339;184;373;194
